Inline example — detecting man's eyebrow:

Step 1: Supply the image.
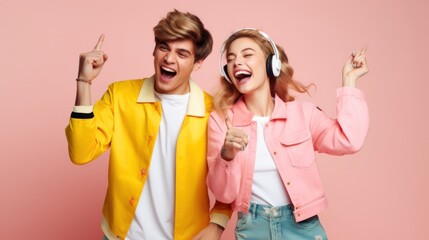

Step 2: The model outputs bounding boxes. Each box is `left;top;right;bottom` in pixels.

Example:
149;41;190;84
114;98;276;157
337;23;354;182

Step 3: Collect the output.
177;48;192;55
158;42;170;48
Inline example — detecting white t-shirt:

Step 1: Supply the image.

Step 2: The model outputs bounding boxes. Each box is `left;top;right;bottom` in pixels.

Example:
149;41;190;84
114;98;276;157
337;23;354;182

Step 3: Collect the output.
250;115;291;207
126;92;189;240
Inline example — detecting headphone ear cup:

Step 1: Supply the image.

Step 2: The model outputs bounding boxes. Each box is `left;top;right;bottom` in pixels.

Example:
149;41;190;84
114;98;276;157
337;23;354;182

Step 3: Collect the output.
266;54;274;79
223;65;231;81
271;57;281;77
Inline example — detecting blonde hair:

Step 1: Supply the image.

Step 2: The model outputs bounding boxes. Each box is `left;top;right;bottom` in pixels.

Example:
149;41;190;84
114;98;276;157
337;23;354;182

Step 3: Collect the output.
153;9;213;62
213;29;312;113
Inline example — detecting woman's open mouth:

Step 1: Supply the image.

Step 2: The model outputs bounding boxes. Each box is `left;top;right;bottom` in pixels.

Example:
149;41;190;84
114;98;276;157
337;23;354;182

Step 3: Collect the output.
234;70;252;84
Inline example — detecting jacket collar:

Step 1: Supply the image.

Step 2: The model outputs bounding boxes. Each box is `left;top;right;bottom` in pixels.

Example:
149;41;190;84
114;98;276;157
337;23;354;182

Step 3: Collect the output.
231;94;288;126
137;76;206;117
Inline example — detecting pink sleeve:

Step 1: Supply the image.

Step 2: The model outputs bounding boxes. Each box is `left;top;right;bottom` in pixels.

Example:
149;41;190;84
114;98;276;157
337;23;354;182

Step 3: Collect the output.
311;87;369;155
206;112;241;204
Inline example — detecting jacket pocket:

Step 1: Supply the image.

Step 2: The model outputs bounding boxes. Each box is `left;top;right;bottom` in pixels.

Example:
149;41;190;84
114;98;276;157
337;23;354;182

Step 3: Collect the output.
280;129;315;167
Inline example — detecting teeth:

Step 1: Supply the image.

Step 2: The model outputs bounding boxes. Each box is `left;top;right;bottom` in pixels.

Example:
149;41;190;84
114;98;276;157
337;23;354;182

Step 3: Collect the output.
161;66;176;73
234;70;251;77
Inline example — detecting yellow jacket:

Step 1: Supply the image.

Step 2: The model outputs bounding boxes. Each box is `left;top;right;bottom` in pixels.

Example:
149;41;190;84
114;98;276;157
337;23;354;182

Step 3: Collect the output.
65;77;231;239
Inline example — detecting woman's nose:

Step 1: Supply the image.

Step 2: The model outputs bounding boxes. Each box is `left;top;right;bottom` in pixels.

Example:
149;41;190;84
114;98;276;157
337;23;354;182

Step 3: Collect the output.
234;57;243;67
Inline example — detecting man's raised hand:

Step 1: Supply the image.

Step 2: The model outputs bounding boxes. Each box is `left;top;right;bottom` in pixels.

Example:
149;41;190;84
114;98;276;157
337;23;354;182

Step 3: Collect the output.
77;34;108;83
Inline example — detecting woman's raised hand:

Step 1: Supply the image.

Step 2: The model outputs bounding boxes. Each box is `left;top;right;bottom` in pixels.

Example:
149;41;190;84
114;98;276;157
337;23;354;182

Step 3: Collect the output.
342;46;368;87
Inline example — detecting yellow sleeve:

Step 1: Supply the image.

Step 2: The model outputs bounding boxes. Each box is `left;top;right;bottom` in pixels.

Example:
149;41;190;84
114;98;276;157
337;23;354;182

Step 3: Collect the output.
65;84;115;165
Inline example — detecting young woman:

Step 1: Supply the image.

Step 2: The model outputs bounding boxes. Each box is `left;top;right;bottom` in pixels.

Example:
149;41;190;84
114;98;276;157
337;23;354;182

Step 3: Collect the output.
207;28;369;240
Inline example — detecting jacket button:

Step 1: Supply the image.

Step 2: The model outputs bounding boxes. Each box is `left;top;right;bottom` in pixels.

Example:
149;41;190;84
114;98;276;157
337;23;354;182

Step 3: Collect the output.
141;168;147;177
273;151;277;155
287;182;291;185
129;197;135;206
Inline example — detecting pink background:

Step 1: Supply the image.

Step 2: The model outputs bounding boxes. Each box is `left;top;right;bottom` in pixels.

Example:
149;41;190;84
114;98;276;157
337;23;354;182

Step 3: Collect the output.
1;0;428;239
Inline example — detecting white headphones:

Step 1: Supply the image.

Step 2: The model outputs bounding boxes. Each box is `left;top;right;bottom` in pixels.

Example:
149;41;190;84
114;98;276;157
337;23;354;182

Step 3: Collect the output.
219;28;282;83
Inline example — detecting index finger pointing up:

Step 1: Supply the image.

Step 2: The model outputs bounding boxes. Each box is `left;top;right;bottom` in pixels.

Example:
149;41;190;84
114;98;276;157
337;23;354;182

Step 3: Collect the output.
93;34;105;51
360;46;367;55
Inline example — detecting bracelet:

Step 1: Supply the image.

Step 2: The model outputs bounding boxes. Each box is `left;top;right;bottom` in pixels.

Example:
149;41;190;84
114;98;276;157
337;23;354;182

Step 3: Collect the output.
76;78;92;84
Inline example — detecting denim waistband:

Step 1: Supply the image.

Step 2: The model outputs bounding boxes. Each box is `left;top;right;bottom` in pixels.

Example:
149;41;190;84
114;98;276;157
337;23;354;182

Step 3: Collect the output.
247;202;294;219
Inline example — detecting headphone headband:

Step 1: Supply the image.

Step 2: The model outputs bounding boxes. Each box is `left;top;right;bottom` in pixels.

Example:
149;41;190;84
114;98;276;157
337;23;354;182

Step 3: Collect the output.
219;28;281;83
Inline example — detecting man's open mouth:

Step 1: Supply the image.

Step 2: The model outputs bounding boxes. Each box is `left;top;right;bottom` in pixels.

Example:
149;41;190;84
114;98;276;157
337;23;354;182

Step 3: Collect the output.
161;66;177;79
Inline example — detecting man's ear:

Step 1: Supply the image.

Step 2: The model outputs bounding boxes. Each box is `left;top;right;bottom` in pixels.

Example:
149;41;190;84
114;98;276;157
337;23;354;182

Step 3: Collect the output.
193;60;203;71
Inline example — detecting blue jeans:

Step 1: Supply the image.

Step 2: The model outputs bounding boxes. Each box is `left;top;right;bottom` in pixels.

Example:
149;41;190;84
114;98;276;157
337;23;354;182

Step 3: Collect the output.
235;203;328;240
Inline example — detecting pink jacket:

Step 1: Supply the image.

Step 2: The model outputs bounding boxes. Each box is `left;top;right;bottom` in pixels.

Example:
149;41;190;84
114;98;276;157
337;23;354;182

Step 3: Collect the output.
207;87;369;222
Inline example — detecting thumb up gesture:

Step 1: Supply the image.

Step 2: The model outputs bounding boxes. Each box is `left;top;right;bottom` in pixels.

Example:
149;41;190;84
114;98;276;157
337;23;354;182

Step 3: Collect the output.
221;116;249;161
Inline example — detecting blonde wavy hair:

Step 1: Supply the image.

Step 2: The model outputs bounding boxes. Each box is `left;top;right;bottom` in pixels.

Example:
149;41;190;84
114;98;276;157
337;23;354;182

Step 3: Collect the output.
153;9;213;62
213;29;312;113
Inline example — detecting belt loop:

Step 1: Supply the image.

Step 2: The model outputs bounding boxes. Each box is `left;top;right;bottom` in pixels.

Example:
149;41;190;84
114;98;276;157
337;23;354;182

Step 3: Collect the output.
251;203;257;218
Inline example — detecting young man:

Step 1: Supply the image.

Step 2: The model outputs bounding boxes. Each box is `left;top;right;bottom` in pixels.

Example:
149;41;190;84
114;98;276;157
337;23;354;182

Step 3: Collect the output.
65;10;231;240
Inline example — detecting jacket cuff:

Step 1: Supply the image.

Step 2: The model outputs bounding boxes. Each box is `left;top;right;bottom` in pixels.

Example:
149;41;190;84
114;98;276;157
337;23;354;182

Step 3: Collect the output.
71;105;94;119
210;212;230;229
73;105;93;113
337;87;365;100
218;153;238;170
70;112;94;119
